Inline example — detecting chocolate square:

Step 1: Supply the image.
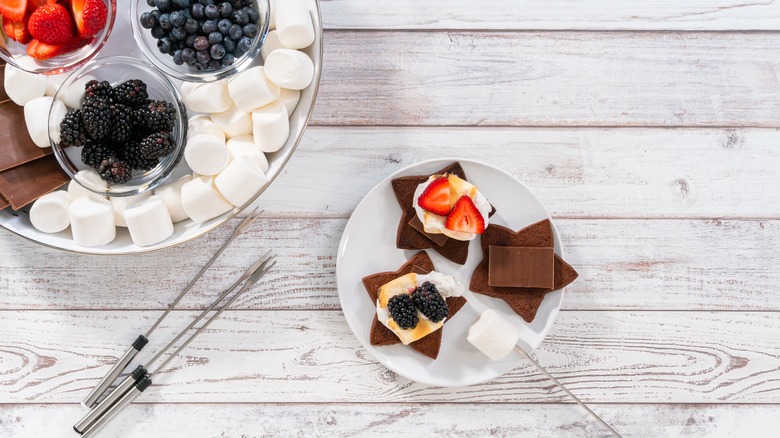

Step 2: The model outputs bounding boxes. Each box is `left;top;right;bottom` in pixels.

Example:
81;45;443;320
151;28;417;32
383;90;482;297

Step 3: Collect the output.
488;246;555;289
408;215;448;247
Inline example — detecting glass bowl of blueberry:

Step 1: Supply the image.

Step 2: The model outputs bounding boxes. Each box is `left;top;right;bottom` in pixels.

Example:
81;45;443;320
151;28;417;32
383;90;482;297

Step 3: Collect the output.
48;56;188;197
130;0;270;82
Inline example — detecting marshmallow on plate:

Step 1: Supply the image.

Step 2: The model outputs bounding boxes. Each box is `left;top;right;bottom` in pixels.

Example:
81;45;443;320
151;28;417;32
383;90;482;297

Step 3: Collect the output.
261;30;285;60
4;64;47;106
227;66;280;112
214;155;268;206
23;96;54;148
69;196;116;247
46;74;67;97
123;195;174;247
68;170;107;200
180;175;233;223
48;100;68;144
210;104;252;138
62;75;96;109
467;309;520;361
252;101;289;153
29;191;71;233
226;135;268;172
110;192;152;227
264;49;314;91
185;134;232;176
154;174;192;222
275;0;315;49
278;88;301;116
181;80;232;114
188;114;226;141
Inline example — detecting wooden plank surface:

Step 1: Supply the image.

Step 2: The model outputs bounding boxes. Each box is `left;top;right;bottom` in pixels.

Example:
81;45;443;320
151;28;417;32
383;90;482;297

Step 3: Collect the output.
321;1;780;31
2;310;777;404
312;31;780;127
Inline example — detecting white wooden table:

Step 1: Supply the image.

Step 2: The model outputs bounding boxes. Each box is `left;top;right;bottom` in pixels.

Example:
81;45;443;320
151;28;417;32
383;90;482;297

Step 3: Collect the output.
2;1;779;436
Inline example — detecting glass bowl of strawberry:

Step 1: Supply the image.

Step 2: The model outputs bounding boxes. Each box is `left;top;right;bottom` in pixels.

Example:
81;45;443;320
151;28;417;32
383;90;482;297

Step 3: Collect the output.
0;0;116;74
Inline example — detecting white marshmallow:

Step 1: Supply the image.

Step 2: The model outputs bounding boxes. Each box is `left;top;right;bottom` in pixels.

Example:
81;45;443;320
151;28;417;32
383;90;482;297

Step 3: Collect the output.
261;30;285;60
110;192;152;227
123;196;174;247
227;66;280;112
210;104;252;138
275;0;315;49
278;88;301;117
69;196;116;247
188;115;226;141
48;100;68;144
181;80;232;114
23;96;54;148
214;156;268;206
252;102;289;153
226;135;268;172
62;75;96;109
185;134;232;176
68;170;107;200
467;309;520;361
264;49;314;91
29;191;71;233
180;176;233;223
4;64;47;106
154;174;192;222
45;74;67;97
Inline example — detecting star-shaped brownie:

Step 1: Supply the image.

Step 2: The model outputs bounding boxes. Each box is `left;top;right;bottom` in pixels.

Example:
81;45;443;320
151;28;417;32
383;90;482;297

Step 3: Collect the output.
361;251;468;359
391;162;494;265
469;219;578;323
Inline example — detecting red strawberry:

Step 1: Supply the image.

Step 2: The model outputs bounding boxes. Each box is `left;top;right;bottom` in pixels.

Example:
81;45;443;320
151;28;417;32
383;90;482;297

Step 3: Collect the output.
70;0;106;38
3;17;31;43
0;0;27;22
417;177;452;216
445;195;485;234
28;3;73;44
26;36;84;60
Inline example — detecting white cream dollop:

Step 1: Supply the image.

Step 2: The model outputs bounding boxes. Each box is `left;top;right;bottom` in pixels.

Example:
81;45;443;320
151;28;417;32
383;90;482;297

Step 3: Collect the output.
413;175;491;241
417;272;464;298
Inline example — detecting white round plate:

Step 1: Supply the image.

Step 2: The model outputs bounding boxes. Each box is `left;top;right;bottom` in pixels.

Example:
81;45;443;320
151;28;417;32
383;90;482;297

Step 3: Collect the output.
0;0;323;255
336;158;565;387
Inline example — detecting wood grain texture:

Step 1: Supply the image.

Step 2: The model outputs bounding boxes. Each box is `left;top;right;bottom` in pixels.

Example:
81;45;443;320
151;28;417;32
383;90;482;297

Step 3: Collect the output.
312;31;780;127
2;403;778;437
321;0;780;31
0;217;777;311
1;310;777;404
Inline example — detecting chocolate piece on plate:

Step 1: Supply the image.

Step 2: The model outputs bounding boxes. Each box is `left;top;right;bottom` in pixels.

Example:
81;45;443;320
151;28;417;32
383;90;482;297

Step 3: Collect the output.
408;215;449;247
470;220;579;323
488;246;555;289
0;194;9;210
0;156;70;210
0;63;9;103
362;251;467;359
0;101;53;172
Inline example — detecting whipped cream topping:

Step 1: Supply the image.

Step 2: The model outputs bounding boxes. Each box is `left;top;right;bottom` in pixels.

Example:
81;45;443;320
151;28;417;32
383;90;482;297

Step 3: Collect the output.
413;175;491;241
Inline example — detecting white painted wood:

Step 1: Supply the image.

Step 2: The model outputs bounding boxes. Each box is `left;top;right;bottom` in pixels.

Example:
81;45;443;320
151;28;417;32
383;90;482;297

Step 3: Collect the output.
2;403;778;437
1;311;777;403
0;217;777;311
321;1;780;31
312;32;780;127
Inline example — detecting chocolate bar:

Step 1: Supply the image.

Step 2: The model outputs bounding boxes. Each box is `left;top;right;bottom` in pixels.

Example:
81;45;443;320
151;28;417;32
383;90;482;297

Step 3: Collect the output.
488;246;555;289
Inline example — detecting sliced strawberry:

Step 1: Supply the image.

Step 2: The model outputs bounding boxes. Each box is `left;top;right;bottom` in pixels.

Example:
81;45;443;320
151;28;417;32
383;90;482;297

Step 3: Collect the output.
0;0;27;22
445;195;485;234
25;36;83;59
70;0;105;38
417;177;452;216
28;3;73;44
3;17;31;43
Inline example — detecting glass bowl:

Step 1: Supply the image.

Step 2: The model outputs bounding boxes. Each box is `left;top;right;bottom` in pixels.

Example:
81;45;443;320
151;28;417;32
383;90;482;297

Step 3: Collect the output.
48;56;188;197
0;0;117;75
130;0;270;82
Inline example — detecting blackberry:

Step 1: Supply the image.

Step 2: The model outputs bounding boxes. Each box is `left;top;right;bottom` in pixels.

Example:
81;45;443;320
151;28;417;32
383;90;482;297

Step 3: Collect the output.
136;100;176;133
121;142;159;171
97;156;132;184
84;80;114;103
112;79;148;107
109;104;134;144
81;142;115;168
387;294;418;330
138;131;174;160
59;110;88;147
411;282;449;323
82;97;112;141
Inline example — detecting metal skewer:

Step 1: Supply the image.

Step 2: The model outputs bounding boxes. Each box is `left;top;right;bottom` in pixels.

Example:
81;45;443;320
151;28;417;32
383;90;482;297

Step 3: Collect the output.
74;252;273;434
82;208;263;408
80;254;277;438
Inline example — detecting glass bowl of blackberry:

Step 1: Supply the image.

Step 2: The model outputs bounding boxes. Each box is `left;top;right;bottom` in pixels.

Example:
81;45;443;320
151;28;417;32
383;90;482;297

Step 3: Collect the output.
130;0;270;82
48;56;188;197
0;0;117;74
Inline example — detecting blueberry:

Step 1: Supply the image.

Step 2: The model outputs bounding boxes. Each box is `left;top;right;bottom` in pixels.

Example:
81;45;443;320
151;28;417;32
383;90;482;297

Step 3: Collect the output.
140;12;156;29
217;2;232;17
159;13;171;30
170;10;186;27
151;10;161;20
217;18;231;34
172;0;189;9
228;24;242;40
242;23;257;38
237;36;251;52
231;9;248;25
157;37;173;54
191;3;204;18
208;58;222;69
244;6;258;22
208;31;223;44
202;19;218;34
222;36;235;52
209;43;225;59
170;26;187;41
194;62;208;71
151;25;166;39
221;53;235;66
172;50;183;65
154;0;171;12
199;0;215;5
193;35;210;51
228;0;242;9
184;18;199;34
196;50;211;64
204;4;219;19
146;0;155;6
181;48;196;64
